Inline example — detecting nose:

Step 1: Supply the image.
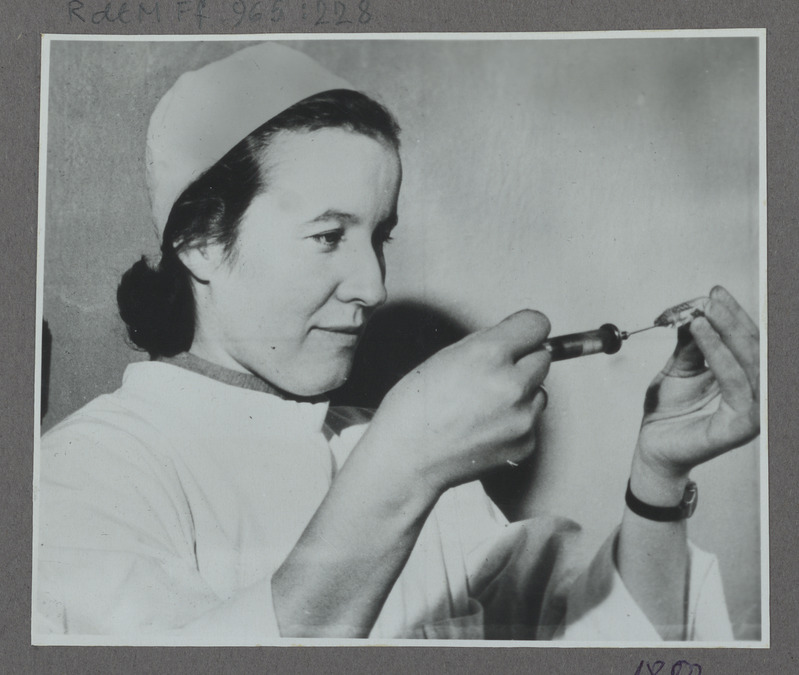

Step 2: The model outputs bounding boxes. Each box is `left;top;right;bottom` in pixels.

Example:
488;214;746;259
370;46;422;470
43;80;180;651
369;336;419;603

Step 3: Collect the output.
336;239;388;309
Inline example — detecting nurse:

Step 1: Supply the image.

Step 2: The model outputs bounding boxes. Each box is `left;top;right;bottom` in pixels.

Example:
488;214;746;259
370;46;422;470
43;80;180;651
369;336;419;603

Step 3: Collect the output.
35;43;759;642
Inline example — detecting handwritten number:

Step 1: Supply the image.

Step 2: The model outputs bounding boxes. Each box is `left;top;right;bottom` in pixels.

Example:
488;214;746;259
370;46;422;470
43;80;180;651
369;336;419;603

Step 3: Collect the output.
635;661;701;675
357;0;370;23
226;0;375;27
232;0;246;25
232;0;267;24
332;1;352;23
315;0;328;24
672;662;702;675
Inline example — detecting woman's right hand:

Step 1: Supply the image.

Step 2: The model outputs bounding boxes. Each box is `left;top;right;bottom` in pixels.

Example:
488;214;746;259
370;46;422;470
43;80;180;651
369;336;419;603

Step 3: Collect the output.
363;310;552;496
274;310;550;637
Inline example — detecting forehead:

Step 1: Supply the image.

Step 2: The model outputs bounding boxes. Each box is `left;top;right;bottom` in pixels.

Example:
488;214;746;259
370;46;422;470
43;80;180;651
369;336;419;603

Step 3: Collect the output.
261;128;400;187
250;128;401;222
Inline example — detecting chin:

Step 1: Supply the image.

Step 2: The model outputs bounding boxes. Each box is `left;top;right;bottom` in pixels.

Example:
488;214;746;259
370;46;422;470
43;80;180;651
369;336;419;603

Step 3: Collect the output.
287;363;353;397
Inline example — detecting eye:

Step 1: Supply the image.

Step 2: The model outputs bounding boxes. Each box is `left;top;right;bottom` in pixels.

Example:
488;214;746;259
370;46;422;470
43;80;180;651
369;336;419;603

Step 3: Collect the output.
310;229;344;250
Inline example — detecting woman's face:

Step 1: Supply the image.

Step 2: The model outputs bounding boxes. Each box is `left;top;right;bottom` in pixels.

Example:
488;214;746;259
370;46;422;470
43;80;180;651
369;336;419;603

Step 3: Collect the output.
190;128;402;396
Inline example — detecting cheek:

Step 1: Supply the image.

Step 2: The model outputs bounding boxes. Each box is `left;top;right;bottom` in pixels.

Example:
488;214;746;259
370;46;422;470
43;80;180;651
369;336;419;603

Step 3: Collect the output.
225;258;336;334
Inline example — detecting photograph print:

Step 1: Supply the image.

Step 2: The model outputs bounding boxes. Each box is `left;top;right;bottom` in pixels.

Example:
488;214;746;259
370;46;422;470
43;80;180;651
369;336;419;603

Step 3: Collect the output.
33;33;765;646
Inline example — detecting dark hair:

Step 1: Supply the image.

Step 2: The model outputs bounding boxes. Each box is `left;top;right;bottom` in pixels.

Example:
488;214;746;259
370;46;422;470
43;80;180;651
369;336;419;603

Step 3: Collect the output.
118;89;401;358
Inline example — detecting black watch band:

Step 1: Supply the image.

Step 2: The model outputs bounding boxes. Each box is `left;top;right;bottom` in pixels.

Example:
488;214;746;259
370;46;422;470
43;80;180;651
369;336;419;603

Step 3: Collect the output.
625;479;698;522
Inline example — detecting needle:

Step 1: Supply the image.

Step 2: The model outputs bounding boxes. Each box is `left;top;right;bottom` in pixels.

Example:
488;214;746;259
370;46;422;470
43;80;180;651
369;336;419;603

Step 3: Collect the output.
621;325;658;340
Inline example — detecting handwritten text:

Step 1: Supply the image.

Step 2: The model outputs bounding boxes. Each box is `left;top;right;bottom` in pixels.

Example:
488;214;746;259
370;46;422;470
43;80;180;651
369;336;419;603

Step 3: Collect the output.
634;660;702;675
66;0;373;27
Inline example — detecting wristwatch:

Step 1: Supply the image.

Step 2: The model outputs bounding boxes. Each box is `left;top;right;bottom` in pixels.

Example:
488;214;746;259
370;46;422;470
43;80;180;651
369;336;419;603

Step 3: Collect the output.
625;479;698;522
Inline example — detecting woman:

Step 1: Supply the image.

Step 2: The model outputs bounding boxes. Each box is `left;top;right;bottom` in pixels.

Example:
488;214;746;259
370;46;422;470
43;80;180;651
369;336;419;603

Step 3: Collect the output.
35;42;759;642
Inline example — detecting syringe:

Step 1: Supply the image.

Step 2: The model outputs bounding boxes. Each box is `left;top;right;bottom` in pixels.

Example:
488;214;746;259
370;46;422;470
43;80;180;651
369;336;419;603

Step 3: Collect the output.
542;297;709;362
543;323;627;361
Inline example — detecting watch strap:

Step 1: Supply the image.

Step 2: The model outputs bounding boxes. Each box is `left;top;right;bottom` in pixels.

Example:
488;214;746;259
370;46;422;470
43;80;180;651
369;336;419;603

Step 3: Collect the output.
625;479;698;522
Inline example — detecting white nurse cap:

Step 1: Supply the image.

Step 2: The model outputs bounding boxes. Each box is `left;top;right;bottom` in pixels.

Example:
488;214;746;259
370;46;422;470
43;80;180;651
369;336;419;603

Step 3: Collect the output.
146;42;352;237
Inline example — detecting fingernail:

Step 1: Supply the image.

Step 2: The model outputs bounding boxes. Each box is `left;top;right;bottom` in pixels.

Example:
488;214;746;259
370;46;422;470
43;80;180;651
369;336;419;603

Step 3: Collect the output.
538;384;549;409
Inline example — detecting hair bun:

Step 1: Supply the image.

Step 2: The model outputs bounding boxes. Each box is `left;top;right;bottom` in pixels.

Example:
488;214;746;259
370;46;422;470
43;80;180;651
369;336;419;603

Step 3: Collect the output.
117;255;194;357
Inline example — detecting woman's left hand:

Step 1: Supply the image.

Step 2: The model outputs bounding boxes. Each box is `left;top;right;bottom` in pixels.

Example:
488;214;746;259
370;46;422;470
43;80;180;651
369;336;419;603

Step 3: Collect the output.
633;286;760;488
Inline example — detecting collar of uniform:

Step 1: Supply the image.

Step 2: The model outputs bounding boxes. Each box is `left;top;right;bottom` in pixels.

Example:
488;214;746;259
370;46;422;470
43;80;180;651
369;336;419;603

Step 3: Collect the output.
138;354;331;434
157;352;328;404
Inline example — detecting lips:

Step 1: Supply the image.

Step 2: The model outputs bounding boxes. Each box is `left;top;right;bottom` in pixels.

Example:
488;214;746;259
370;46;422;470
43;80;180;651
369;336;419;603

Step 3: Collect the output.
315;325;363;337
315;326;361;349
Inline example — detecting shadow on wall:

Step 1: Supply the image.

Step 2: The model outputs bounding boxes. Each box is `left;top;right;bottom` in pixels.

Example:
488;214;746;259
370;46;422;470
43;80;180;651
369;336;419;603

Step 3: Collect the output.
330;300;470;409
330;300;553;522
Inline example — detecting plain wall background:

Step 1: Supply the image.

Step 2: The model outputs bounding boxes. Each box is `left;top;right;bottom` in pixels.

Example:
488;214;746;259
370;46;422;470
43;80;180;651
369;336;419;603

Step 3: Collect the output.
41;37;762;639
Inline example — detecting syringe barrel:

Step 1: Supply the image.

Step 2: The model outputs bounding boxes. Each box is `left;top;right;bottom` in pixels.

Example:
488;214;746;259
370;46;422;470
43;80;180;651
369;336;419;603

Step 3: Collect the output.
543;324;624;361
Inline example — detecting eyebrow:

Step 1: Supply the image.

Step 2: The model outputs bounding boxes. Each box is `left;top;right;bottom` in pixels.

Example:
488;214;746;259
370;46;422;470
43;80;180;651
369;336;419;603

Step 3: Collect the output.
305;209;399;230
307;209;359;226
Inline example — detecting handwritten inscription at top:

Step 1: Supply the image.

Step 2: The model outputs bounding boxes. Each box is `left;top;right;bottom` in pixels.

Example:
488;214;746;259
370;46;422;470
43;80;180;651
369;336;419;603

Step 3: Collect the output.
66;0;373;27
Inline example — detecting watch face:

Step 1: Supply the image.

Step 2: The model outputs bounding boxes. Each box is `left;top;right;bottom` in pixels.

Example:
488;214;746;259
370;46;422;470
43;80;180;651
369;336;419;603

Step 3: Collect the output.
682;481;699;519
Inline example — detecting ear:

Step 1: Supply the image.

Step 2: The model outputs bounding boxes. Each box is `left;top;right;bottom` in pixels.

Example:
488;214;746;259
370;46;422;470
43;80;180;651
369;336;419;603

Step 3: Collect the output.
176;242;226;284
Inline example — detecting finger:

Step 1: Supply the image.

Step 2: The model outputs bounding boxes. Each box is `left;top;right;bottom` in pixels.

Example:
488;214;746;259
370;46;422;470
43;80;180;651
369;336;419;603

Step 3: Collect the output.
524;384;549;427
703;289;760;395
533;384;549;414
690;316;756;411
487;310;551;363
514;348;552;393
497;387;549;468
709;285;759;340
662;325;707;377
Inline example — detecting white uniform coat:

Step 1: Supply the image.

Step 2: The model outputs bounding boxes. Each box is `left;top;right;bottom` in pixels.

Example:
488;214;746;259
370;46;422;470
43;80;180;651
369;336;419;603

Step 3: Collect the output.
34;361;733;644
